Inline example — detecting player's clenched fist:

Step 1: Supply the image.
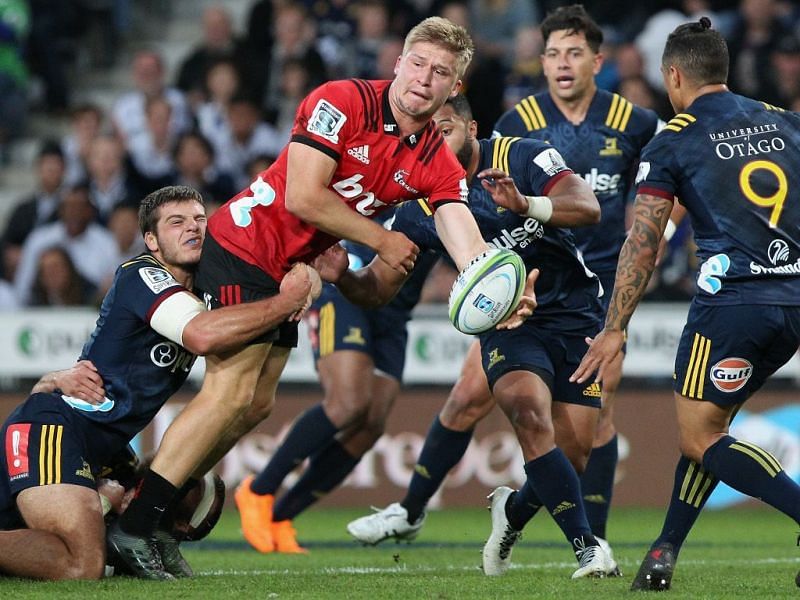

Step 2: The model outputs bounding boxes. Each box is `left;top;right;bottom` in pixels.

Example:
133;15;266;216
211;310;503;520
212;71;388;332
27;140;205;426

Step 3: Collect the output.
281;263;319;321
379;230;419;274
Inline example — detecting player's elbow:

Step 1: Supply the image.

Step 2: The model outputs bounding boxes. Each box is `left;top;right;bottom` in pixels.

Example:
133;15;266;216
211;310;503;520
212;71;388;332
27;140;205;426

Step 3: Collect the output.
586;199;601;224
180;323;217;356
284;190;316;221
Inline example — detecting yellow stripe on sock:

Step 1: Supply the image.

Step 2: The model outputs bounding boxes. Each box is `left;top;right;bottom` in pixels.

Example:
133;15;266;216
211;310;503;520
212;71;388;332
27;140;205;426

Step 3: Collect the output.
730;443;779;477
734;441;782;473
679;461;696;502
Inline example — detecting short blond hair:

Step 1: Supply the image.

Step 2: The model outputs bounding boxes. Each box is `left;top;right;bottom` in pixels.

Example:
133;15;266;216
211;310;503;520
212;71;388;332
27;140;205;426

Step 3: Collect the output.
403;16;474;79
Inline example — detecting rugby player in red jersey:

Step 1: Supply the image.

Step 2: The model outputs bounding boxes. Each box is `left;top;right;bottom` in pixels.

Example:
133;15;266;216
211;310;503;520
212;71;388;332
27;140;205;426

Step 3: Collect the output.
110;17;498;578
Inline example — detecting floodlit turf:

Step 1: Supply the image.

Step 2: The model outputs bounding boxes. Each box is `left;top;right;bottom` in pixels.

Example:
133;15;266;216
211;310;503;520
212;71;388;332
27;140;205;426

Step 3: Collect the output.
3;506;798;598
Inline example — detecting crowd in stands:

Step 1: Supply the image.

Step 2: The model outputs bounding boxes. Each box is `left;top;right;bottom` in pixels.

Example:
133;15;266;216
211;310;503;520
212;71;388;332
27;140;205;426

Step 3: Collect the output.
2;0;800;310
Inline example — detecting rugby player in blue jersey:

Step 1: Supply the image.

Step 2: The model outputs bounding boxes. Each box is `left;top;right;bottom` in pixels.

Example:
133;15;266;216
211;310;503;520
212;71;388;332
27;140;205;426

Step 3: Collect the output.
328;94;619;578
0;186;317;580
235;223;441;554
493;4;664;551
571;18;800;591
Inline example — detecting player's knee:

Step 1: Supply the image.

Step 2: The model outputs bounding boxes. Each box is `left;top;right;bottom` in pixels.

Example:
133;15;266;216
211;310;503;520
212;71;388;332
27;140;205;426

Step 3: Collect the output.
360;413;387;443
443;388;489;428
324;394;371;429
60;547;105;580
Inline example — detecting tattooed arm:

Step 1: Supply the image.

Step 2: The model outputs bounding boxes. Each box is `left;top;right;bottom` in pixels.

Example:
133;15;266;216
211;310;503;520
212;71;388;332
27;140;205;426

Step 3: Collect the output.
570;193;674;383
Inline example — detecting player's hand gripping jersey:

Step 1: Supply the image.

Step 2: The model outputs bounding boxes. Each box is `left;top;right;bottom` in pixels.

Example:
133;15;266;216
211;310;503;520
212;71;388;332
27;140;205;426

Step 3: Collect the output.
635;92;800;305
391;136;603;332
209;79;469;282
494;90;659;272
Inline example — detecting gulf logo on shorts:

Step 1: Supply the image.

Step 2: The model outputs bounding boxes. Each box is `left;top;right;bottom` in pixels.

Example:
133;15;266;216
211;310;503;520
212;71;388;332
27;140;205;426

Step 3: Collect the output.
710;357;753;393
5;423;31;478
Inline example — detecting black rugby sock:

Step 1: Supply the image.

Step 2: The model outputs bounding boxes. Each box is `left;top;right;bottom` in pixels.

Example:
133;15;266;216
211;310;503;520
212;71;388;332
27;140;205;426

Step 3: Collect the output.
652;455;717;555
118;468;177;537
401;416;473;524
579;435;618;539
250;404;338;495
159;477;200;535
272;440;359;522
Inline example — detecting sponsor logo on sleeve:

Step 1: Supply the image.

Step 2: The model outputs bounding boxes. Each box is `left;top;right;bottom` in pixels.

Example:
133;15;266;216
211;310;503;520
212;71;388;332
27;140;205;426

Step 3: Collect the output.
139;267;180;294
5;423;30;479
635;161;651;184
710;357;752;392
532;148;568;176
307;99;347;143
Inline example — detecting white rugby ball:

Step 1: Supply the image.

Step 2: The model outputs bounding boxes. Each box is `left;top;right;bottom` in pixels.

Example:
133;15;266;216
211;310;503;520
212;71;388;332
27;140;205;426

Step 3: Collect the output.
448;248;526;334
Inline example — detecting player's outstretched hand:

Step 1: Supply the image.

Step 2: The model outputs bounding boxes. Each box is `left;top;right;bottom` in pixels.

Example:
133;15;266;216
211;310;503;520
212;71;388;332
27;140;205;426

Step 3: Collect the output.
312;244;349;283
569;328;625;384
476;168;528;214
379;230;419;275
49;360;106;403
497;268;539;330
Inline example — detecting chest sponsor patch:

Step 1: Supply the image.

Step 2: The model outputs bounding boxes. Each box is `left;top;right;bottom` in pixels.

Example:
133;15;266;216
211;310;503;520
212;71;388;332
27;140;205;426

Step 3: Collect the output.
307;98;347;143
139;267;180;294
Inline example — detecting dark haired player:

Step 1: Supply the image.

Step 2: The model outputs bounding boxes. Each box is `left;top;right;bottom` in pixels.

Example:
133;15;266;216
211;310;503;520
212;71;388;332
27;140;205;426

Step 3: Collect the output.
492;4;662;553
333;94;617;578
0;186;316;580
571;18;800;591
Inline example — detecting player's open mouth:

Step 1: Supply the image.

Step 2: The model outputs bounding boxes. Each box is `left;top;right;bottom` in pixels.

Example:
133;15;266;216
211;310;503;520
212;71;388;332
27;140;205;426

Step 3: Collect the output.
185;237;201;246
556;76;574;88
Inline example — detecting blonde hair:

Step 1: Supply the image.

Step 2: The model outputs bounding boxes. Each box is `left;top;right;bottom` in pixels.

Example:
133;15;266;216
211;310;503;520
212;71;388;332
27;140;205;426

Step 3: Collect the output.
403;17;474;79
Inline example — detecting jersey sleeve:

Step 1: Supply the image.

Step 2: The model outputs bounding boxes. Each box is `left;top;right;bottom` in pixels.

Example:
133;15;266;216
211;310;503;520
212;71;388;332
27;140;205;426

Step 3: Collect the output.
116;260;190;324
492;106;530;137
635;134;679;200
389;200;443;253
518;140;574;196
290;80;362;162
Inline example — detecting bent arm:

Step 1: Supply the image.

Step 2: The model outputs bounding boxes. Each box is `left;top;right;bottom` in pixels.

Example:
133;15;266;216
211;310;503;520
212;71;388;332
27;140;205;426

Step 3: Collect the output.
335;257;409;308
544;173;601;227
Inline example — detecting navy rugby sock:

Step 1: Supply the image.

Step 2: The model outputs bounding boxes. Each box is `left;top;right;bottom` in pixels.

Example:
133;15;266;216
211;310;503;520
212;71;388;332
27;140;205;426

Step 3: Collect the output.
250;404;338;495
511;448;593;543
702;435;800;524
579;435;618;539
652;455;717;555
118;468;177;537
272;440;359;522
505;480;543;532
401;416;473;524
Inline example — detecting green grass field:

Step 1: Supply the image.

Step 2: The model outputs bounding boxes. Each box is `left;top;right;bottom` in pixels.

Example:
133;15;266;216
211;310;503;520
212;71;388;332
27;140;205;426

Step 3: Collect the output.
4;507;799;598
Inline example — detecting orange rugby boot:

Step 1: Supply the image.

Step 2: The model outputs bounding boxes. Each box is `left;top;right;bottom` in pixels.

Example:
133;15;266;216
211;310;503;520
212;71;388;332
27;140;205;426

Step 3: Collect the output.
271;519;308;554
234;475;275;553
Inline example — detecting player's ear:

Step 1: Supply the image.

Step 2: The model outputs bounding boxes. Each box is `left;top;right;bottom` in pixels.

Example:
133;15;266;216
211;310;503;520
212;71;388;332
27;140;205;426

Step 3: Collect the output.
450;79;463;97
144;231;159;253
593;51;604;75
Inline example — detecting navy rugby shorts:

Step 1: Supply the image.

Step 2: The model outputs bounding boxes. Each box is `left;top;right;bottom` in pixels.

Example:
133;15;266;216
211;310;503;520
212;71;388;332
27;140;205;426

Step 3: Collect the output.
479;319;603;408
306;284;410;381
194;231;298;347
674;302;800;406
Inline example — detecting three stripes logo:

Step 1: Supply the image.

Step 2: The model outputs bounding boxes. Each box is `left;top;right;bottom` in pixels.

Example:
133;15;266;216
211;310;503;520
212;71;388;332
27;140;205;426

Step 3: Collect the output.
730;441;782;477
582;382;602;398
664;113;696;133
678;461;715;507
513;95;546;131
347;145;370;164
38;424;63;485
682;332;711;399
605;94;634;132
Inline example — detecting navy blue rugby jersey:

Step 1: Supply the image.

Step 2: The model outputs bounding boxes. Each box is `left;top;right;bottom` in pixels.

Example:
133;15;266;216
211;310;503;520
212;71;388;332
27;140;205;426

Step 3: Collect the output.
493;89;659;273
73;254;197;438
391;137;603;332
636;91;800;306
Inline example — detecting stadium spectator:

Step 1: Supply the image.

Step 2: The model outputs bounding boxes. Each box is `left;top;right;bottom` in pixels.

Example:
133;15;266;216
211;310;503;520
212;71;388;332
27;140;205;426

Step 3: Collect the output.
172;132;235;206
338;1;392;79
501;25;546;111
27;0;71;112
2;141;65;282
175;5;254;109
13;184;120;306
62;104;105;187
29;246;97;307
0;186;316;581
84;135;141;224
768;32;800;107
127;96;177;187
260;3;327;123
107;204;146;261
299;0;356;75
196;59;242;161
111;50;191;146
0;0;30;159
570;18;800;591
374;35;405;79
109;17;494;580
469;0;538;70
209;95;285;190
272;58;315;141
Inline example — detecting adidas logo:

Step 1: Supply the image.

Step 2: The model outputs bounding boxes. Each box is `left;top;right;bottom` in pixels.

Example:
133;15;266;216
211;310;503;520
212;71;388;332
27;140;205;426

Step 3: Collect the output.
347;145;370;164
582;382;602;397
75;460;94;481
552;500;576;516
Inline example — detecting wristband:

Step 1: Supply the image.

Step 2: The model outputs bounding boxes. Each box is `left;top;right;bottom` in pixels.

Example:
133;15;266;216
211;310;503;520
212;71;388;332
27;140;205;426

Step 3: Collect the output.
524;195;553;222
664;220;677;241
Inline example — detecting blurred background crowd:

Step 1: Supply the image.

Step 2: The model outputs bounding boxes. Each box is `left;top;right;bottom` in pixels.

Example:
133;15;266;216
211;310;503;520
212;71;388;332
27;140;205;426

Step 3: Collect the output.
1;0;799;310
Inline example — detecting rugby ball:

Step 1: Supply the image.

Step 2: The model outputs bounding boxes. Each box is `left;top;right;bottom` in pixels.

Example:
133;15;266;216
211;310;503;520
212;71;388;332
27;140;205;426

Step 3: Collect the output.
448;248;526;334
